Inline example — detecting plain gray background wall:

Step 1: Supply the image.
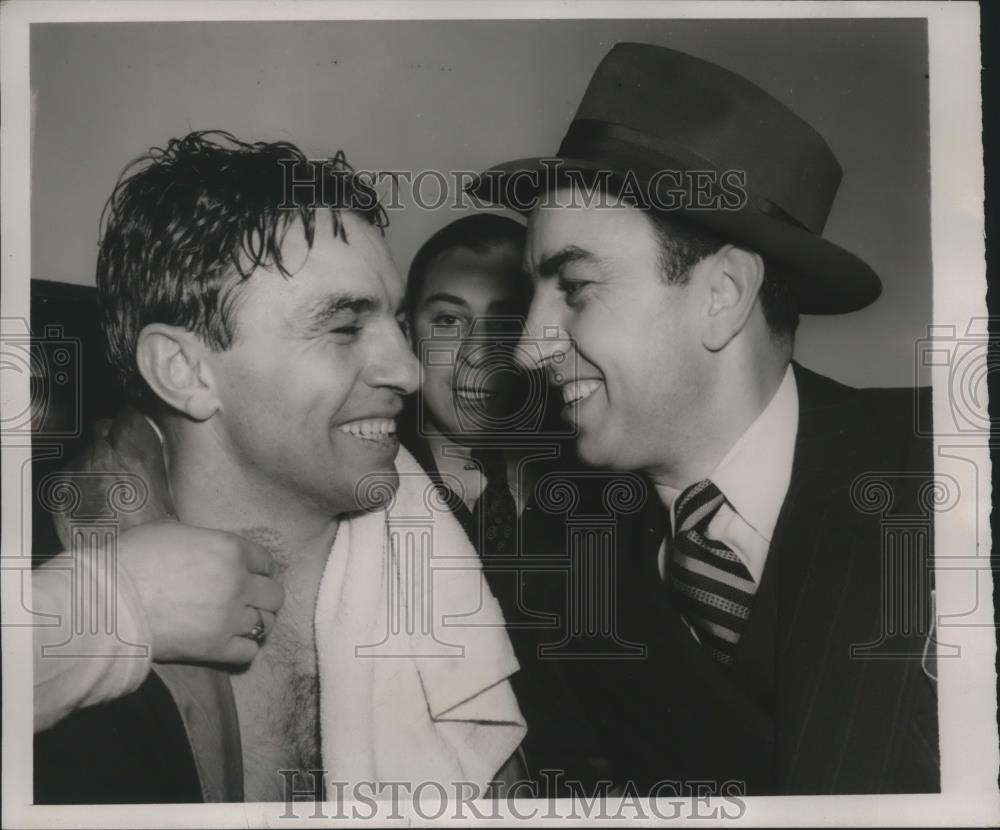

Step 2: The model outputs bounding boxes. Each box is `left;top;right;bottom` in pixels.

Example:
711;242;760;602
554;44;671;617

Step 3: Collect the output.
30;18;930;387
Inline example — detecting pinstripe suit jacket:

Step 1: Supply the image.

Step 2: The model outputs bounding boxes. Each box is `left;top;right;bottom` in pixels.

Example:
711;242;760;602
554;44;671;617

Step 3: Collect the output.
759;362;937;792
515;363;939;795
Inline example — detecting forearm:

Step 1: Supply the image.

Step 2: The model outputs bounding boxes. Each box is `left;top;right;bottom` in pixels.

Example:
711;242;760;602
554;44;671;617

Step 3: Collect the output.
33;548;153;732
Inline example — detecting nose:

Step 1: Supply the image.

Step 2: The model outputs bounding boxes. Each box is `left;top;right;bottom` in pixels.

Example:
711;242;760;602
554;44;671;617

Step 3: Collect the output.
370;318;419;396
516;281;572;377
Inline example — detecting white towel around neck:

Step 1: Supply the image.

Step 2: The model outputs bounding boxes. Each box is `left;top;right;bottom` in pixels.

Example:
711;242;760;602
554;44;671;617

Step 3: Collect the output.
315;445;526;790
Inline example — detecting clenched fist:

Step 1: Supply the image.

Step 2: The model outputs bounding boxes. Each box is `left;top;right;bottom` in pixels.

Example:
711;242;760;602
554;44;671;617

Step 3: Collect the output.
117;520;285;664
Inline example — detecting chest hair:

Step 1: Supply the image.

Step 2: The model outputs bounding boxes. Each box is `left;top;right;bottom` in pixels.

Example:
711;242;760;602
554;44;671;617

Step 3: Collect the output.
230;526;327;801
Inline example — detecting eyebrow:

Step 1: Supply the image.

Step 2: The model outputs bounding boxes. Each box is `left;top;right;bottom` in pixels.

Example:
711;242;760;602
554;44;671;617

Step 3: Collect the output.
421;292;471;310
536;245;597;279
300;293;379;328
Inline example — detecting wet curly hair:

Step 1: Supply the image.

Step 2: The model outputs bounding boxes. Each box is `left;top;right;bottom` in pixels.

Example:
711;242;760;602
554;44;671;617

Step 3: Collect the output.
96;130;387;408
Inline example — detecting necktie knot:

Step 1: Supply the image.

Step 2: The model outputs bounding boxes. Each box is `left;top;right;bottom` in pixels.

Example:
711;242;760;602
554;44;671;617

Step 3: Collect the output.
673;479;725;536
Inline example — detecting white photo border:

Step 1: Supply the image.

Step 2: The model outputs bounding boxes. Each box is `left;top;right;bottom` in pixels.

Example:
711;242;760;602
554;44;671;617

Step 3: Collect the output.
1;1;995;827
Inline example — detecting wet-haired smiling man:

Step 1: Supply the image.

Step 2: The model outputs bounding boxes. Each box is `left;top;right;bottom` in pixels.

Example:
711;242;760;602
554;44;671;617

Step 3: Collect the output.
35;132;524;804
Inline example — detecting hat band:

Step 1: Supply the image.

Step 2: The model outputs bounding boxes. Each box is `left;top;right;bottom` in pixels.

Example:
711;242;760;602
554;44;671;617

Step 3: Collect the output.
559;119;815;233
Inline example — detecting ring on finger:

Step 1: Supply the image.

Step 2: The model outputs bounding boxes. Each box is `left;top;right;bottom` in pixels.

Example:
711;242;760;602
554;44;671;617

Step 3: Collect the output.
242;607;267;643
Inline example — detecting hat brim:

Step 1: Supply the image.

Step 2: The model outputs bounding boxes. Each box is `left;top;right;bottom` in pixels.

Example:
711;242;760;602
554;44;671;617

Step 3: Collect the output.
468;157;881;315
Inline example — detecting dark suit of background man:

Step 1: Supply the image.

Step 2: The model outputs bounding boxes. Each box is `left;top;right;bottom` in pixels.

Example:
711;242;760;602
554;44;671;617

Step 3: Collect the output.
471;42;938;795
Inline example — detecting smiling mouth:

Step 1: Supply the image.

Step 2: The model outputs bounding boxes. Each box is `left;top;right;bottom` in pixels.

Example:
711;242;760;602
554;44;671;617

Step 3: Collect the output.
561;379;603;407
337;417;399;444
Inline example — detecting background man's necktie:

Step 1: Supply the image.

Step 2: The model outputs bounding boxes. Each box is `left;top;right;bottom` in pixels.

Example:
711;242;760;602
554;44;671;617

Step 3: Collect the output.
471;449;517;559
667;480;757;665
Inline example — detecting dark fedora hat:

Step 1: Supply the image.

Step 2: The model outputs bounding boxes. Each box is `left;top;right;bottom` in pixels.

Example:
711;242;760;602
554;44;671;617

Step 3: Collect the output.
468;42;881;314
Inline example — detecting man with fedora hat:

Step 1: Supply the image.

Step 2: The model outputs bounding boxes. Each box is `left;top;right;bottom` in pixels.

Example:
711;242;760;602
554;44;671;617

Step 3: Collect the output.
471;42;938;795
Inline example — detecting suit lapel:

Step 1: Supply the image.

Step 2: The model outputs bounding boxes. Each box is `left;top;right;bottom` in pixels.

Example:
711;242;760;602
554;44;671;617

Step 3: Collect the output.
729;526;779;707
770;363;929;793
769;363;865;791
608;491;777;790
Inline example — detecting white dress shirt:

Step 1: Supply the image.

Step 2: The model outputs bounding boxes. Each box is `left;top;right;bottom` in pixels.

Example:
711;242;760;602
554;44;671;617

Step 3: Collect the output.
657;364;799;587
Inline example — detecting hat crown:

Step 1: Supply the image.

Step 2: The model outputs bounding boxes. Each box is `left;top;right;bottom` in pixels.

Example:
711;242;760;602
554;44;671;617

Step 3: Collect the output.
469;41;882;313
565;43;843;234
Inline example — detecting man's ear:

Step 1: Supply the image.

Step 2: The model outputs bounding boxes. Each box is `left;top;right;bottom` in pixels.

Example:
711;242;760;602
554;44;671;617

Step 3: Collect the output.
135;324;220;420
701;245;765;351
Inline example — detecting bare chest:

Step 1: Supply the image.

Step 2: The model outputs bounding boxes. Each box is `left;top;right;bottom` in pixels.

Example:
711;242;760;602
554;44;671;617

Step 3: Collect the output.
230;614;320;801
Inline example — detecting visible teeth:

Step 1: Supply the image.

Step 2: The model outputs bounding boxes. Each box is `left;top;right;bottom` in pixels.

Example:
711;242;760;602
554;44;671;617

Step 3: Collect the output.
562;379;602;405
454;388;493;401
338;418;398;439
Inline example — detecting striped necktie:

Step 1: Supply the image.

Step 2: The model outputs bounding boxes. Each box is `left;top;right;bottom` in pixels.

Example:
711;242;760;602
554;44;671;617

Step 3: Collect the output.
667;479;757;666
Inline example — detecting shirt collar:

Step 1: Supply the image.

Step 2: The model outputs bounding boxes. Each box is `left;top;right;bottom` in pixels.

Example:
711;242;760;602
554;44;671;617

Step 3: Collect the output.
709;363;798;543
653;364;798;545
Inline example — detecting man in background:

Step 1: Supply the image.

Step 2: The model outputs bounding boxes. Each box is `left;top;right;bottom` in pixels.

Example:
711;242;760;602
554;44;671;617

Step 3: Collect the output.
401;214;568;615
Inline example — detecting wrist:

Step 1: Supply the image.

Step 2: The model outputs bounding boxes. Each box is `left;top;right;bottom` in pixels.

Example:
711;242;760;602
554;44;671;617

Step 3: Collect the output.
107;548;156;666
